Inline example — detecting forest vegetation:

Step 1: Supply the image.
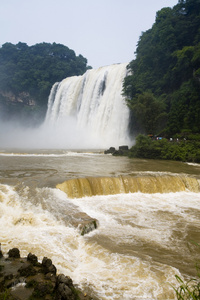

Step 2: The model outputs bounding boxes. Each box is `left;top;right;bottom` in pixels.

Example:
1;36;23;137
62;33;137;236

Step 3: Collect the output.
0;42;91;124
123;0;200;138
122;0;200;162
0;0;199;164
128;134;200;163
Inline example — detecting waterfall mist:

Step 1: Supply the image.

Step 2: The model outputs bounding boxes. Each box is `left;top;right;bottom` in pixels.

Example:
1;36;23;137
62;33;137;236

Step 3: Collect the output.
0;63;132;149
0;117;97;149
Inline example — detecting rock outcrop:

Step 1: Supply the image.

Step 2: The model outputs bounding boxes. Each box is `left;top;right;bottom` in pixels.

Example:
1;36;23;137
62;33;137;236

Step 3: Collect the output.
0;247;93;300
70;211;99;236
0;90;35;106
104;145;129;156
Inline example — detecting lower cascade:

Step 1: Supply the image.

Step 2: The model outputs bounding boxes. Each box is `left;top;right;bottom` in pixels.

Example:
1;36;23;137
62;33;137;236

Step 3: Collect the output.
56;175;200;198
45;63;131;148
1;149;200;300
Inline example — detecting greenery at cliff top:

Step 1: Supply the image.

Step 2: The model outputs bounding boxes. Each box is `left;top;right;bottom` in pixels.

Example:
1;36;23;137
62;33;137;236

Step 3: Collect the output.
0;42;91;124
123;0;200;139
1;0;200;138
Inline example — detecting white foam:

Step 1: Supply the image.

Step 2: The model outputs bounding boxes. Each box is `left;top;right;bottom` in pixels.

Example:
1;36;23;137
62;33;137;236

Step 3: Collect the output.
1;183;199;299
70;192;200;251
0;151;103;157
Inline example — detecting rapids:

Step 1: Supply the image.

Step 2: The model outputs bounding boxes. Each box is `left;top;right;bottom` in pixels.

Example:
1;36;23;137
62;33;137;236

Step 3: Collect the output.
57;175;200;198
0;149;200;300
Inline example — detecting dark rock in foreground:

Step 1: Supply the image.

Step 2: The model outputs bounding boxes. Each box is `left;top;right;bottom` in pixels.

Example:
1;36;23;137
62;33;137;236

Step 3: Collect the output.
0;247;94;300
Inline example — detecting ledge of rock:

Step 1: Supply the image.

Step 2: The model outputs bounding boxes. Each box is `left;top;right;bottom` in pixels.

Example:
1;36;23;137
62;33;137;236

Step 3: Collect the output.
104;145;129;156
70;212;99;236
0;247;93;300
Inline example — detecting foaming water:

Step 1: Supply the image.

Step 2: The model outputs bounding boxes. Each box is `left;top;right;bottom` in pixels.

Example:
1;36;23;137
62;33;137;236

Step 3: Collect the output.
0;183;193;300
0;150;200;299
1;183;200;299
72;192;200;261
0;150;103;157
0;64;131;150
56;175;200;198
45;63;131;149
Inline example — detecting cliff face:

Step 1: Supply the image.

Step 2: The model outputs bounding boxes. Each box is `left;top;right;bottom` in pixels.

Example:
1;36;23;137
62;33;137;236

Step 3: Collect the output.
0;90;36;106
0;90;46;126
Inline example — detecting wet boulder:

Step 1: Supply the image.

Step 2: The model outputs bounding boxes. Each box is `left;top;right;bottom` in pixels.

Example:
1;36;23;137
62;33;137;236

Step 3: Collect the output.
27;252;38;265
0;248;93;299
8;248;20;258
19;262;37;277
119;145;129;151
113;145;129;156
56;274;76;300
104;147;116;154
42;257;57;275
78;219;98;236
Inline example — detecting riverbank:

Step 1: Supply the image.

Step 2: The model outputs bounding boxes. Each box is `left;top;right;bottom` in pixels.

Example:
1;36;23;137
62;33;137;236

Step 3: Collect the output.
105;135;200;163
0;247;93;300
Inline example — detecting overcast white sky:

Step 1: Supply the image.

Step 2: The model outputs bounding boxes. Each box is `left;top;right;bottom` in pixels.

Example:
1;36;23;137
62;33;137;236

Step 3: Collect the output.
1;0;178;69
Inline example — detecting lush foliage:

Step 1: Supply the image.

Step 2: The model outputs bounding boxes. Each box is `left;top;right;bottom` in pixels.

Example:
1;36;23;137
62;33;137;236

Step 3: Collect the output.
0;42;91;124
129;134;200;163
0;42;90;104
123;0;200;137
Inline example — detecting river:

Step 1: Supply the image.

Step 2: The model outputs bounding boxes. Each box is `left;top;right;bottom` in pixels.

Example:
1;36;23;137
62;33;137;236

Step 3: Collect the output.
0;148;200;300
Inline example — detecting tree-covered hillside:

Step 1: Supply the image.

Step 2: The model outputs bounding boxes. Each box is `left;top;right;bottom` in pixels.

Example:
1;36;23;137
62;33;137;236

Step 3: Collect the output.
0;42;91;124
123;0;200;138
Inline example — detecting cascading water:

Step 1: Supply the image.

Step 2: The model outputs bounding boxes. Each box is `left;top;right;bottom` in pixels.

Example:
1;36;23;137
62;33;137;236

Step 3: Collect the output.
45;63;131;149
0;150;200;299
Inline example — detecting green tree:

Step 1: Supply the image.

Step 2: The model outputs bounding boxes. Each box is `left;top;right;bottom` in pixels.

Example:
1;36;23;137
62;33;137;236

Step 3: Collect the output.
0;42;91;124
123;0;200;138
127;92;166;135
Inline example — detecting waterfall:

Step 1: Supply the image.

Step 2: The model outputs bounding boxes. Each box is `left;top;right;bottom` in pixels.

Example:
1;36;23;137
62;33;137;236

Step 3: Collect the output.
56;175;200;198
45;63;131;149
